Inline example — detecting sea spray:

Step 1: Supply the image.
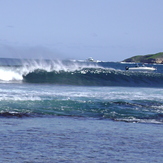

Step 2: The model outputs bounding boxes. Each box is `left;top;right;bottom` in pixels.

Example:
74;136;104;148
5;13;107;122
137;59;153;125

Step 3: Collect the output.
0;59;103;82
0;58;162;87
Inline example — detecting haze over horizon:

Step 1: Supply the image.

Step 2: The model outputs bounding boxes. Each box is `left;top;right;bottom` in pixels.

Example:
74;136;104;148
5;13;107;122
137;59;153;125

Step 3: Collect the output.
0;0;163;62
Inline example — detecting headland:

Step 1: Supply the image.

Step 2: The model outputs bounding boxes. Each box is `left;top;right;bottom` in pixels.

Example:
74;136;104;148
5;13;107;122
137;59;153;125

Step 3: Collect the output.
123;52;163;64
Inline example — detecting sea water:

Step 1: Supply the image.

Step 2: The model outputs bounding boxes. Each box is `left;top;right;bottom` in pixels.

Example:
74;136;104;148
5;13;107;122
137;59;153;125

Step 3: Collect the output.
0;58;163;162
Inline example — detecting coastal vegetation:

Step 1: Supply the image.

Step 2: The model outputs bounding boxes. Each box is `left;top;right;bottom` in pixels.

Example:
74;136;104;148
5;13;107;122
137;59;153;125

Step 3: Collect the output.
123;52;163;64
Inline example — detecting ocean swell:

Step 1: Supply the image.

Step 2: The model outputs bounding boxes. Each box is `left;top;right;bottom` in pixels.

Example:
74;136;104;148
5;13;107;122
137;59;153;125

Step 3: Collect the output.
23;68;163;87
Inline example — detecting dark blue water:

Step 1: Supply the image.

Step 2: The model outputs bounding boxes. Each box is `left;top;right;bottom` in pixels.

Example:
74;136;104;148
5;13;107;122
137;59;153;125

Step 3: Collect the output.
0;58;163;162
0;117;163;163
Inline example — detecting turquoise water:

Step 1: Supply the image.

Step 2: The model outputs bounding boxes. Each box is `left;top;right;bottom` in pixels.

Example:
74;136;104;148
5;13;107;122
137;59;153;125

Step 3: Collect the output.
0;84;163;123
0;58;163;162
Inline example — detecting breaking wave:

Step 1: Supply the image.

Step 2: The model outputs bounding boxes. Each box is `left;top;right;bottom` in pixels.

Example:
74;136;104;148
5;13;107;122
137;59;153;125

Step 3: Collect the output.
0;59;162;87
22;68;163;87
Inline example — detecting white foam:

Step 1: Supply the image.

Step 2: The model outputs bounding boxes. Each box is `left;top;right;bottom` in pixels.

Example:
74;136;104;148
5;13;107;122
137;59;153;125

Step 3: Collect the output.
0;59;102;82
0;68;23;81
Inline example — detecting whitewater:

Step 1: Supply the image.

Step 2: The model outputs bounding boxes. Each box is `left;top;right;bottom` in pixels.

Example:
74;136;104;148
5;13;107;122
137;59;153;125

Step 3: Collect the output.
0;58;163;162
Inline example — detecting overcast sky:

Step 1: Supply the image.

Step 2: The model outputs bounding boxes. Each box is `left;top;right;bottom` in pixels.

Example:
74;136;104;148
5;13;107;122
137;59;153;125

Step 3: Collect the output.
0;0;163;61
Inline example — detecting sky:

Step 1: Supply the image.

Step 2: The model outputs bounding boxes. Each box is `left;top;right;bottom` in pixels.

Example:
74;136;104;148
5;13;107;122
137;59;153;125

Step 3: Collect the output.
0;0;163;62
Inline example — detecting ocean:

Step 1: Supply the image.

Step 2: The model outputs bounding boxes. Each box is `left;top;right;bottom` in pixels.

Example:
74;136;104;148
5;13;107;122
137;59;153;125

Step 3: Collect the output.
0;58;163;162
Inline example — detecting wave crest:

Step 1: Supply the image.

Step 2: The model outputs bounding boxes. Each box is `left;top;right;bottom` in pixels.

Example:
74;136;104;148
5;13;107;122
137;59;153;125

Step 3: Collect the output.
0;59;100;82
23;68;163;87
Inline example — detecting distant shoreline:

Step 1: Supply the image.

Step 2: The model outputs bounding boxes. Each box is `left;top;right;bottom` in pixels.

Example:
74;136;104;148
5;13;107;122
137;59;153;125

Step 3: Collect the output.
122;52;163;64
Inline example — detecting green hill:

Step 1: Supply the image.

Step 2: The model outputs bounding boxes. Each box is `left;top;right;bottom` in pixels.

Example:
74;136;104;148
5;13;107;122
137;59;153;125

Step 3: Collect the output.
123;52;163;64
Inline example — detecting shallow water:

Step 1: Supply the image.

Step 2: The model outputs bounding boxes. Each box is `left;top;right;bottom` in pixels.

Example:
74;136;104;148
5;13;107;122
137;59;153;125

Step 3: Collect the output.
0;117;163;163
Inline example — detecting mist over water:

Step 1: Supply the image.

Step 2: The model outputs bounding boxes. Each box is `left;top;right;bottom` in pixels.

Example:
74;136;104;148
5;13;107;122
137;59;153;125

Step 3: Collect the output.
0;58;102;82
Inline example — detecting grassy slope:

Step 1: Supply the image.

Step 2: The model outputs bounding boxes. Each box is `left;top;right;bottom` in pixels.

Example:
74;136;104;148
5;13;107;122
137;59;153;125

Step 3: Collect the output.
123;52;163;63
